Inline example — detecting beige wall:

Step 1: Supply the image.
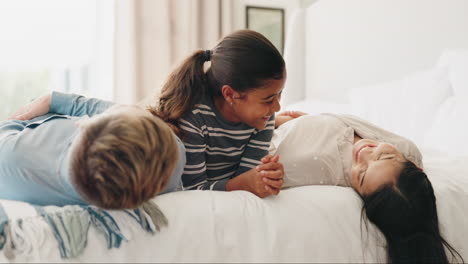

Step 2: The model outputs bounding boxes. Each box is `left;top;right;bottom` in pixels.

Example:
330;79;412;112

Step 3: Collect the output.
113;0;299;105
114;0;236;105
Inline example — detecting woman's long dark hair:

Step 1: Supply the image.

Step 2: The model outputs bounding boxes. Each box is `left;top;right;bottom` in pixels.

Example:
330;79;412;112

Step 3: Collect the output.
362;161;462;263
149;29;285;136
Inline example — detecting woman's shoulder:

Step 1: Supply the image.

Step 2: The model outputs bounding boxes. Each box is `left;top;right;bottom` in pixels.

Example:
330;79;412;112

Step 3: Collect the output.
329;113;424;167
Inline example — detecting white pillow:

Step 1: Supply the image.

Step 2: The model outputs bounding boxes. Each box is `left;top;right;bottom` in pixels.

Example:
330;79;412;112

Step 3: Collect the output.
437;49;468;98
349;66;452;146
423;96;468;157
283;99;351;114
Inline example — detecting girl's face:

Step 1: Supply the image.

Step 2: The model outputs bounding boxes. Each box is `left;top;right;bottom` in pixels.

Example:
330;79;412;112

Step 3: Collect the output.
232;77;285;130
351;139;406;195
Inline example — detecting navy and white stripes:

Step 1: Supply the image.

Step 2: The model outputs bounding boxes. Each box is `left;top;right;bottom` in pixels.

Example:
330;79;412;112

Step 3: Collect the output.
181;99;275;191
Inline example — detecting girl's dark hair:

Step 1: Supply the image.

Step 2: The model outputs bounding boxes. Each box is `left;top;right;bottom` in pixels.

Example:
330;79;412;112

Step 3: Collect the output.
149;29;285;136
362;161;462;263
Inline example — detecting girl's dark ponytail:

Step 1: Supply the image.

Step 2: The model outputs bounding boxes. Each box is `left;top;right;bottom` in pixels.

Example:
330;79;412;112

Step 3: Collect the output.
149;50;207;136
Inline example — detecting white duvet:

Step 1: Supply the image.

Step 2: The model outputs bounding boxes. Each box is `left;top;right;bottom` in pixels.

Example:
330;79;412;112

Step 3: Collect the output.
1;147;467;263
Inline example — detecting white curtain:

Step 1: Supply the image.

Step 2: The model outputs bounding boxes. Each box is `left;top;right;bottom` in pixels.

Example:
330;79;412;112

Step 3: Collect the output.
113;0;235;105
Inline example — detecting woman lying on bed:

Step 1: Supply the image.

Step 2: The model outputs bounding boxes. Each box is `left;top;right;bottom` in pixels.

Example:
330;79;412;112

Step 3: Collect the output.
270;112;462;264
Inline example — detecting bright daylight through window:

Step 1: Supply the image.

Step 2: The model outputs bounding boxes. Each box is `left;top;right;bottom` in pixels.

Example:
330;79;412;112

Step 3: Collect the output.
0;0;113;120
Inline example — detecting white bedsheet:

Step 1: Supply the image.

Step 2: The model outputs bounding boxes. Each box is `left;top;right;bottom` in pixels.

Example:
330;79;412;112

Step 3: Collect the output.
1;149;467;263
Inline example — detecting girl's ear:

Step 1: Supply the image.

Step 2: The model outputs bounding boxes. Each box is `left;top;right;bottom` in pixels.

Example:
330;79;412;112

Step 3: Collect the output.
221;85;241;104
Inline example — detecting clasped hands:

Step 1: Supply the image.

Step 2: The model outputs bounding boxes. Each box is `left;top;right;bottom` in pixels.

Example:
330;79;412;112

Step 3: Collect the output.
227;154;285;198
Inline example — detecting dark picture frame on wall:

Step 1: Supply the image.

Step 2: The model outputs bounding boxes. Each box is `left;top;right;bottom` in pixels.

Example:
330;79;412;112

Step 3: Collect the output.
246;6;285;54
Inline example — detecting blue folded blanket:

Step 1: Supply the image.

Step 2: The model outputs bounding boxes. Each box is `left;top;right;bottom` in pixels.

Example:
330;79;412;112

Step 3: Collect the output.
0;201;167;259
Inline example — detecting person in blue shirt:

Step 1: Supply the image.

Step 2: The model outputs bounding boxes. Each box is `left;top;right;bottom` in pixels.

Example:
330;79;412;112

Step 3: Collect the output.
1;92;186;209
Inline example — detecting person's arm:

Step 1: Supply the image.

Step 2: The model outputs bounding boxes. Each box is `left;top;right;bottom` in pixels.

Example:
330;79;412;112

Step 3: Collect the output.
235;115;275;175
8;91;115;120
181;114;284;197
225;115;284;197
50;91;115;117
179;116;221;190
275;110;308;128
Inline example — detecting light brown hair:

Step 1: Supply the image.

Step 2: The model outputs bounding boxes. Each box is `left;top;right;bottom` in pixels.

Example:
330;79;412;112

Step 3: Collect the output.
70;113;178;209
149;29;285;137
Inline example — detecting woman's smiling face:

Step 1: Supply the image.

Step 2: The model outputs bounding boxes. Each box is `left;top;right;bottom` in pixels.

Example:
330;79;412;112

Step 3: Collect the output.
351;139;407;195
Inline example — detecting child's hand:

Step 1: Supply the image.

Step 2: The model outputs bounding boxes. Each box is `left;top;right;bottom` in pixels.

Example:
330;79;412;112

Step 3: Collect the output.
225;154;284;198
254;167;282;197
225;159;283;198
260;154;279;164
225;168;277;198
257;154;284;192
8;94;51;121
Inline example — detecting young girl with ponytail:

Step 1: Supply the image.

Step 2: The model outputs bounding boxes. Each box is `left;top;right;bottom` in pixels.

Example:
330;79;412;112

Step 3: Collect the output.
150;29;288;197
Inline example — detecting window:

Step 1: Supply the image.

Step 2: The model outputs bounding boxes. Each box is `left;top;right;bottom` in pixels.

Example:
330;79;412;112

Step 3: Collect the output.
0;0;114;120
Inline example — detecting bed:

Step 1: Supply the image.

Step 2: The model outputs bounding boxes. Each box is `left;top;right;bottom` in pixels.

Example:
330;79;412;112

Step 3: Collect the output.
2;1;468;262
1;147;467;262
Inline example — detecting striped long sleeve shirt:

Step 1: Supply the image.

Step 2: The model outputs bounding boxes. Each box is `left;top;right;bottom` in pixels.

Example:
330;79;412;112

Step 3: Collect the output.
180;95;275;191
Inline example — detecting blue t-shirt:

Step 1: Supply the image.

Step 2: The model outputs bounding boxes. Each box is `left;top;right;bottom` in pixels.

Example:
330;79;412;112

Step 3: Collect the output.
0;92;186;206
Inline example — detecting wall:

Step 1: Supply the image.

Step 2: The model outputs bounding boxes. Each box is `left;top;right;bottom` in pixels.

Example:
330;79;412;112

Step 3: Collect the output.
114;0;229;104
301;0;468;103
